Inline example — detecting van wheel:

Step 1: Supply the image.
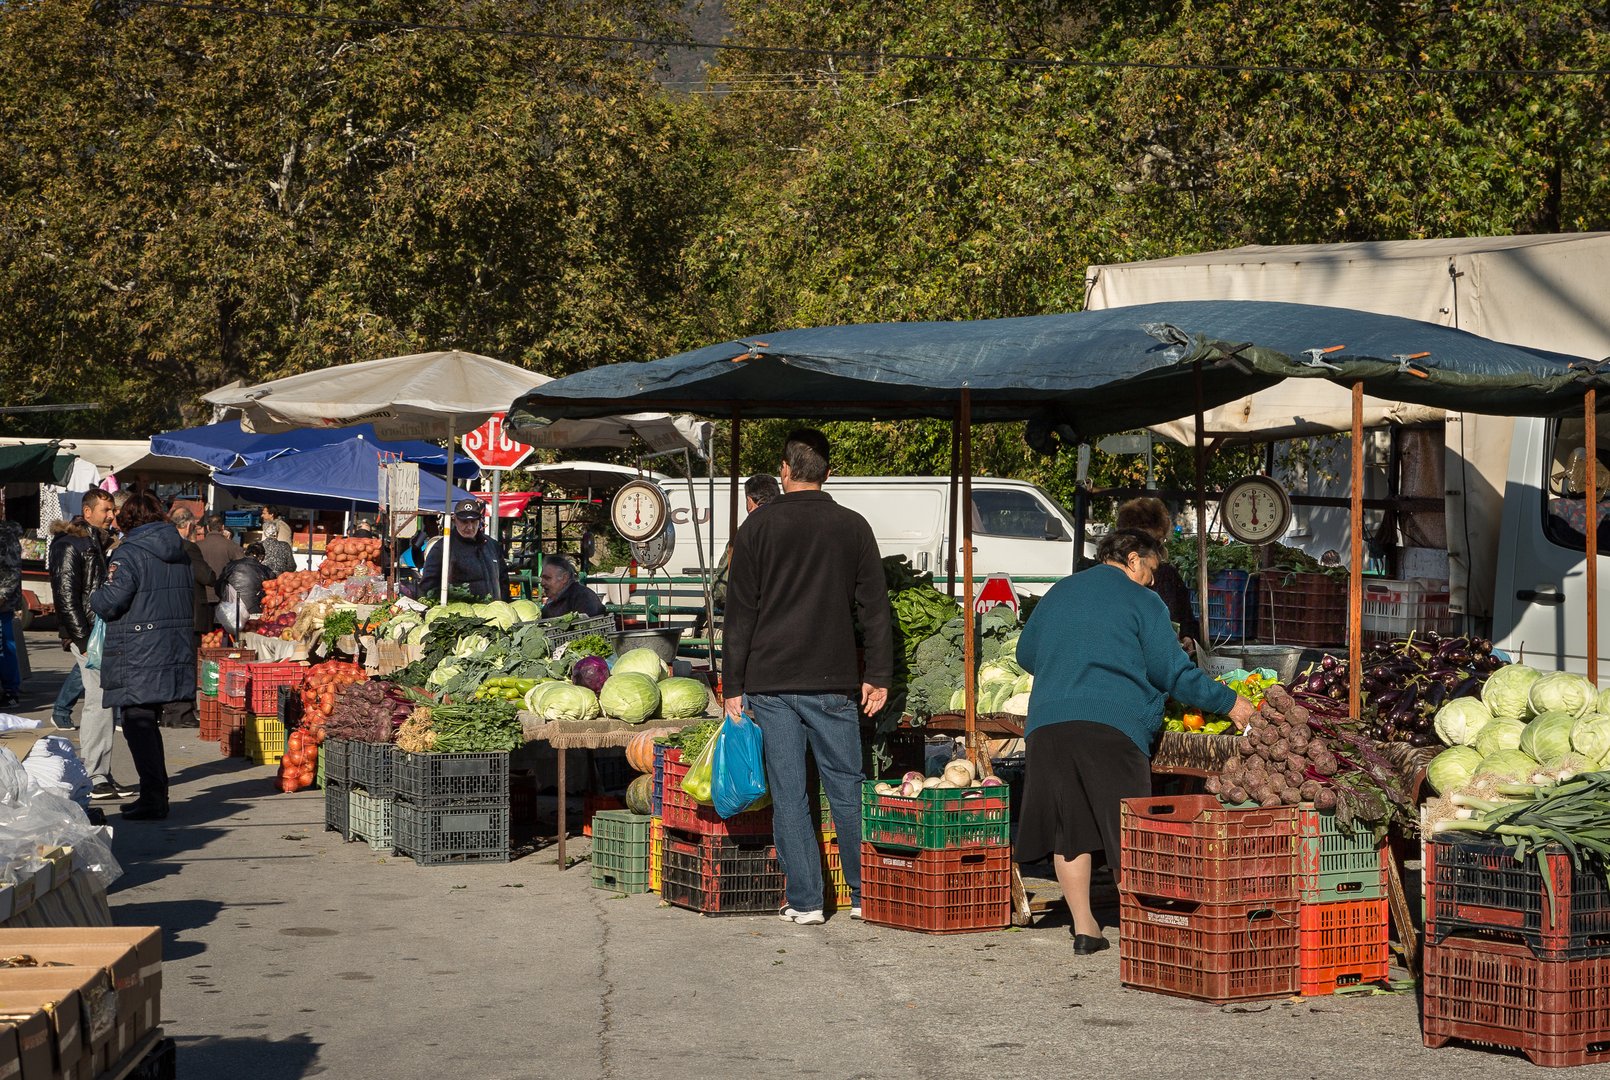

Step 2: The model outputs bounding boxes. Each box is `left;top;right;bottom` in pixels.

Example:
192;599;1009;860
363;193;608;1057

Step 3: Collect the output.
16;606;33;632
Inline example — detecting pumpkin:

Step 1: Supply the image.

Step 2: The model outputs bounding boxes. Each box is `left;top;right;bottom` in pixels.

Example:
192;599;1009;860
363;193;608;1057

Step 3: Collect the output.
626;732;659;774
625;774;654;815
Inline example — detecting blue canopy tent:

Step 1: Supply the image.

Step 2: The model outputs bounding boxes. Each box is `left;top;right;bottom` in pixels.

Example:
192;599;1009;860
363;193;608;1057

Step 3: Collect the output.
150;419;479;478
209;435;479;511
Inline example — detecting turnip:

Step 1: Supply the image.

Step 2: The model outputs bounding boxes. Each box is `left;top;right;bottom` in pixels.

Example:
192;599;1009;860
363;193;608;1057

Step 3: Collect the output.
922;776;944;790
980;777;1004;788
943;760;976;787
902;770;927;786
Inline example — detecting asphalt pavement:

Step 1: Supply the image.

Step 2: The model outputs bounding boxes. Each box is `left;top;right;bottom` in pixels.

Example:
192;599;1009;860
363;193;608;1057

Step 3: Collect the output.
5;630;1564;1080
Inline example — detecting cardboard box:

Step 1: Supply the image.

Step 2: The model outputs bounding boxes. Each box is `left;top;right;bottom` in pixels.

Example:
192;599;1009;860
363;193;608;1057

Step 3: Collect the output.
0;1011;52;1080
0;968;114;1074
0;983;87;1080
0;929;162;1052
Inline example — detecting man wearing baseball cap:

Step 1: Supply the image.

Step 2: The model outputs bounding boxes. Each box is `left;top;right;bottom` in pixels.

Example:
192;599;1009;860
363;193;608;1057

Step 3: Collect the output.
421;498;509;601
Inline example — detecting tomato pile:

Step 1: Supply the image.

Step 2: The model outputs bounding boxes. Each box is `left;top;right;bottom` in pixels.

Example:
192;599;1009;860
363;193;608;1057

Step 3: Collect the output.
262;570;318;617
201;629;226;648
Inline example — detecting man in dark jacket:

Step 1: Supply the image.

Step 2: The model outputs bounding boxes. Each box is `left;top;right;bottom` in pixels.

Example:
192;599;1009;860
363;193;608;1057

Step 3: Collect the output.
47;490;130;800
538;555;605;620
163;505;215;727
92;493;197;819
421;499;508;601
195;514;245;591
722;428;893;925
215;544;272;636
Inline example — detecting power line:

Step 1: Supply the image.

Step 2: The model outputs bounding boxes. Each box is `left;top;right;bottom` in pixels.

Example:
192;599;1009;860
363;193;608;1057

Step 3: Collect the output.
123;0;1610;80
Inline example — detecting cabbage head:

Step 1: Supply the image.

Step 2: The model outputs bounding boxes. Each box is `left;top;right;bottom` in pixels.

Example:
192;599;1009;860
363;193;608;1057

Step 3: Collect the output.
1011;673;1034;696
453;633;492;659
523;680;567;713
1433;698;1493;747
977;661;1024;685
996;631;1021;665
613;648;668;681
1473;716;1527;757
1475;748;1539;780
537;684;601;723
427;659;462;689
1571;713;1610;764
1519;710;1580;766
1481;664;1541;720
1528;672;1598;719
1001;692;1031;716
656;677;709;719
599;673;661;723
1426;746;1483;794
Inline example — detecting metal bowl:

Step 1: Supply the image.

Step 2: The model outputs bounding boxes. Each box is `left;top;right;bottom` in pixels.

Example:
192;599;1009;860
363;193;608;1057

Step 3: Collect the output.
612;626;684;665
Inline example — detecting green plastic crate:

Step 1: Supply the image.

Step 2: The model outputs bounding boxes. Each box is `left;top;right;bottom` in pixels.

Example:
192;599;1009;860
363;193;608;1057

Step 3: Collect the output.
349;790;394;852
1298;805;1386;903
861;780;1010;851
591;810;652;893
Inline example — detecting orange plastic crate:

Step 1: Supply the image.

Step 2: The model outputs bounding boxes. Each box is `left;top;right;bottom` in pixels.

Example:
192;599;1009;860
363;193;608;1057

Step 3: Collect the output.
660;749;772;838
1120;894;1300;1003
217;659;253;708
1299;898;1390;996
1120;796;1299;904
860;843;1011;934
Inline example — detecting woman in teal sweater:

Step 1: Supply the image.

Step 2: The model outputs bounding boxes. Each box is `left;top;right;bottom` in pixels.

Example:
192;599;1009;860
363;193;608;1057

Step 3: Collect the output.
1016;528;1256;955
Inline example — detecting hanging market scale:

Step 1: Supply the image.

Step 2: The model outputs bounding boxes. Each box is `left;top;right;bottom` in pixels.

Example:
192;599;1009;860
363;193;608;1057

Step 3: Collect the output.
610;477;676;570
1220;474;1293;546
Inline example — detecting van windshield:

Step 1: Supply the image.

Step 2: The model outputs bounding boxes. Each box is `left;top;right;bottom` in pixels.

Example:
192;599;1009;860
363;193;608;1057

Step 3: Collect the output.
1543;413;1610;552
971;490;1067;539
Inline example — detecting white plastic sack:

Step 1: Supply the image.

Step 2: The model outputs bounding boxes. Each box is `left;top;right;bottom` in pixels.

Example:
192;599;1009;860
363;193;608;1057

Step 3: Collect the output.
0;714;41;732
20;736;92;807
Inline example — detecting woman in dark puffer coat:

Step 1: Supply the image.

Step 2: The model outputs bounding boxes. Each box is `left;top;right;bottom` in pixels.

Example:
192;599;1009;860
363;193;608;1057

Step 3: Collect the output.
90;493;195;820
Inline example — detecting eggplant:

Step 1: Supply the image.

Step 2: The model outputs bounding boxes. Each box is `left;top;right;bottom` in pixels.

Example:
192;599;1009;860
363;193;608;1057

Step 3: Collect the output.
1321;654;1339;671
1306;674;1329;694
1427;680;1449;710
1471;636;1493;655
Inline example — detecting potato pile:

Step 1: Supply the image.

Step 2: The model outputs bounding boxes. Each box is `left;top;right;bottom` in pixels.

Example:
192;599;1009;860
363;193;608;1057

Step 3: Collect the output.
1207;683;1342;810
318;536;383;584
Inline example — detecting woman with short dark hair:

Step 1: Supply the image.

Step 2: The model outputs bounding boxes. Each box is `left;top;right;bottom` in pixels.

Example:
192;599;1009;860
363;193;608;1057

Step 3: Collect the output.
1014;527;1257;954
91;492;194;819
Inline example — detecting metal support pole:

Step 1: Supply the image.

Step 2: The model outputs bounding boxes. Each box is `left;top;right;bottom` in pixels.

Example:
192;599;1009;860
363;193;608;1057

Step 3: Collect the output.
960;391;977;755
947;416;961;596
1350;382;1365;720
1193;362;1211;653
1587;389;1599;684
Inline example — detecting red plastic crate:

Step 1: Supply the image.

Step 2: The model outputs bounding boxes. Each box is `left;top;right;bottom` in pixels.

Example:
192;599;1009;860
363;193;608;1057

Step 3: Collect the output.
198;646;255;688
209;705;252;757
1120;894;1300;1003
247;661;308;714
660;829;784;915
217;658;253;708
1422;933;1610;1067
582;794;627;838
1426;836;1610;959
1119;796;1299;904
860;843;1011;934
197;694;224;732
1299;898;1390;996
660;749;773;839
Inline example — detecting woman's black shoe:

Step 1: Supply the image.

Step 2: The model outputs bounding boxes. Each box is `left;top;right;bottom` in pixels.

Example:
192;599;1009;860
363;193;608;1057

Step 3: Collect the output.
121;803;169;821
1071;934;1110;955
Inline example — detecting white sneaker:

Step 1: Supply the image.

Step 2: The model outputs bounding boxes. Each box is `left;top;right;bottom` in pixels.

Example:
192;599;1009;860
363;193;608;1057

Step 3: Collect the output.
850;906;863;920
779;907;825;925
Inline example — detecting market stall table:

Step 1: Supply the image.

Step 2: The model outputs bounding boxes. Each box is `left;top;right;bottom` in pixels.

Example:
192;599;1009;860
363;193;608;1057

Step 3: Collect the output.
522;714;701;869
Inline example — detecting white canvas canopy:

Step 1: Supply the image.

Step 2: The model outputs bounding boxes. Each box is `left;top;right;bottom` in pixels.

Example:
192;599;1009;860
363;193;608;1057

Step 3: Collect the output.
1084;232;1610;618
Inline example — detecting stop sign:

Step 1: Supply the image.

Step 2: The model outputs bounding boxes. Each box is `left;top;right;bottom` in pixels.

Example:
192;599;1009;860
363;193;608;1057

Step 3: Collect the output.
462;412;533;470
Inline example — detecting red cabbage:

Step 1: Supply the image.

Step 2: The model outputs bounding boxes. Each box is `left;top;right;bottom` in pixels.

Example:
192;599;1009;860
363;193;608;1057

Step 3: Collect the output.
573;655;611;693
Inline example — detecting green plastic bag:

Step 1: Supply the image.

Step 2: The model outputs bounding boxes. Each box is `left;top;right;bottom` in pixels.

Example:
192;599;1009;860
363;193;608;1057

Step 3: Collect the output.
681;732;717;805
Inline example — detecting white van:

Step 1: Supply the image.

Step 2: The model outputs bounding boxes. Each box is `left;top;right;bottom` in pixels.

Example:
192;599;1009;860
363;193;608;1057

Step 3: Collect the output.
662;476;1085;594
1493;413;1610;673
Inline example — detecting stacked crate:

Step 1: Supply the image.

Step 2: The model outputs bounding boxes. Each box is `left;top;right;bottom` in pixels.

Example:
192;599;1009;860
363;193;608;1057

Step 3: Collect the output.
858;779;1012;934
1421;836;1610;1067
1119;796;1300;1003
390;750;511;866
323;738;352;839
343;742;394;850
591;810;653;894
659;747;782;915
196;648;253;745
1296;806;1390;996
208;660;304;760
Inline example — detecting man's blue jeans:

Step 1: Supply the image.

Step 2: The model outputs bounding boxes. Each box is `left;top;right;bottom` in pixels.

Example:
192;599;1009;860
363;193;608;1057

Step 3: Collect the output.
54;660;84;726
0;611;20;697
747;692;863;912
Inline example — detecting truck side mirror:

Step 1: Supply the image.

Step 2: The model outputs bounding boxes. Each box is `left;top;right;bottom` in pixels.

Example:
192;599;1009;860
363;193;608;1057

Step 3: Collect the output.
1044;515;1068;541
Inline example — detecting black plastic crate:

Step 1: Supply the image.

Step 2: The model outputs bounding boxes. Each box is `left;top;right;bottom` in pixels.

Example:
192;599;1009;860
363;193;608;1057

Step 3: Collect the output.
1427;836;1610;959
277;683;304;728
392;751;509;806
349;741;396;798
322;738;351;787
392;802;510;866
324;782;350;840
661;829;784;915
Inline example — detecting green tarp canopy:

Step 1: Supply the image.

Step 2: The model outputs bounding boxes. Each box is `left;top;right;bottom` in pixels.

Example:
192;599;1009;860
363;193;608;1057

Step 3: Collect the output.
0;443;73;484
507;301;1602;436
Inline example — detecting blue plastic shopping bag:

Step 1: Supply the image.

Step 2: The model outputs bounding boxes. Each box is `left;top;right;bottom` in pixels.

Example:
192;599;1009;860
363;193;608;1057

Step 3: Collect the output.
84;617;106;671
711;714;768;819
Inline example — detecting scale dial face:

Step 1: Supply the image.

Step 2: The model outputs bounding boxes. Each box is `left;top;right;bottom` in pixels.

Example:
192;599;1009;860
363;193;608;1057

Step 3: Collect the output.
610;479;670;543
630;524;676;572
1221;475;1293;546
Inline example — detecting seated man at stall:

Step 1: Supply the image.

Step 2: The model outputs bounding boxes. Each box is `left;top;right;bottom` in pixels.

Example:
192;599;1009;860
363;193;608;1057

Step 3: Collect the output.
539;555;605;620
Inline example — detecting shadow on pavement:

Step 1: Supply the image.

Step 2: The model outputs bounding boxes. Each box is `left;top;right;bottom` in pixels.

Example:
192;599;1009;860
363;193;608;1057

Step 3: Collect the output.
172;1033;324;1079
103;898;227;961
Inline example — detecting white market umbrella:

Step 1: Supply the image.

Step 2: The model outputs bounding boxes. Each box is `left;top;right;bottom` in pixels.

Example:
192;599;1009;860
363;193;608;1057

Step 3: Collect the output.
204;349;708;602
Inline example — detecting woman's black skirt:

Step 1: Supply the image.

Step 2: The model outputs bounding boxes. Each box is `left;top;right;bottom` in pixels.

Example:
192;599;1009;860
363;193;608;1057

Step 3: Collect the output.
1014;720;1151;868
